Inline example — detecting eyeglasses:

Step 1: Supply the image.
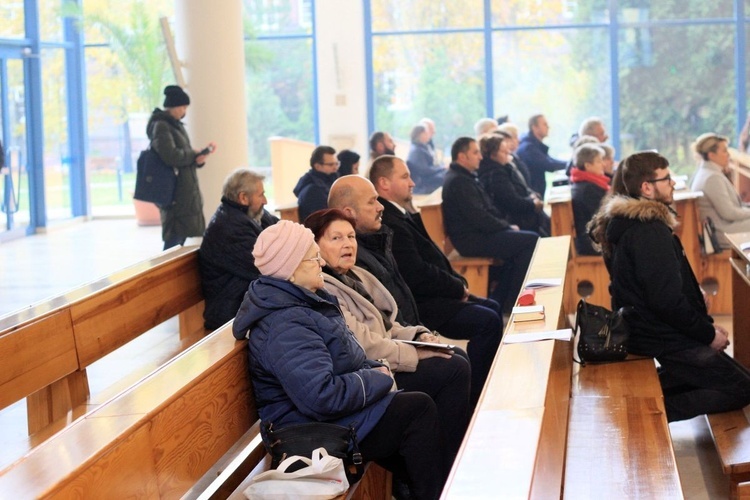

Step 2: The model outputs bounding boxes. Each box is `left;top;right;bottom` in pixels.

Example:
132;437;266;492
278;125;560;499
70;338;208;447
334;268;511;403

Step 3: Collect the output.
321;161;341;168
301;252;323;265
646;174;672;184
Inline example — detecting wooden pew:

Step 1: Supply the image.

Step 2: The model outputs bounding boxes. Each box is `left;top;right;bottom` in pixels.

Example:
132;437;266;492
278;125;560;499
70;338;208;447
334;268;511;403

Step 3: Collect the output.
417;200;495;297
0;322;391;499
442;236;572;498
704;233;750;498
0;246;204;435
564;358;683;498
548;193;610;312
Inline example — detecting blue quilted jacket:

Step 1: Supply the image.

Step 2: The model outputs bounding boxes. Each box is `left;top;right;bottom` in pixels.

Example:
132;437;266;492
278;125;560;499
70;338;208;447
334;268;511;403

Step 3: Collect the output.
233;276;396;444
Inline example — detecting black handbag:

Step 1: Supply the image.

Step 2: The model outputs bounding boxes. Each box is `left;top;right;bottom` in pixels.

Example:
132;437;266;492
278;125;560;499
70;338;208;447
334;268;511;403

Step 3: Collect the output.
574;299;631;364
133;148;178;208
266;422;364;482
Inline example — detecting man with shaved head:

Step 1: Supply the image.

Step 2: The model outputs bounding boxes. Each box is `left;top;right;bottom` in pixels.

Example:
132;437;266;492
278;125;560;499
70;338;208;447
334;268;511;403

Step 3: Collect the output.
328;175;420;326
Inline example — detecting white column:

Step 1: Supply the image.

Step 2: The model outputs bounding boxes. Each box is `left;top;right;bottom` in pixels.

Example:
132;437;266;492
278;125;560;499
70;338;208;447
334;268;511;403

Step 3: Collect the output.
315;0;369;158
174;0;248;224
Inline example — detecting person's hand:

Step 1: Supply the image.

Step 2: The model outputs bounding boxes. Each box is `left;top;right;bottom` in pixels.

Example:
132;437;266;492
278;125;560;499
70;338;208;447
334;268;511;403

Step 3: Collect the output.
416;347;453;360
533;199;544;212
710;327;730;351
373;365;390;376
461;287;470;302
416;331;440;343
510;224;520;231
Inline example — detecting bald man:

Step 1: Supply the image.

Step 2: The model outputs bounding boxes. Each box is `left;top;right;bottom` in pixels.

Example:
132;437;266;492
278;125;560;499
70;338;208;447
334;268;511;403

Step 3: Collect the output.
328;175;420;326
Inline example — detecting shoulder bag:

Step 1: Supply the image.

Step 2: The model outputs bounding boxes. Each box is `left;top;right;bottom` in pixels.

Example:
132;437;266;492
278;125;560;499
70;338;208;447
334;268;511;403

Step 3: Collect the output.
574;299;631;365
133;147;178;208
266;422;364;483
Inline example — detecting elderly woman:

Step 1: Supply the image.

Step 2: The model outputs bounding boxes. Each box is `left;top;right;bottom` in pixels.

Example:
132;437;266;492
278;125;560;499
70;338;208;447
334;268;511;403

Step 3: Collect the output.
478;133;550;236
304;209;470;482
233;220;442;500
691;133;750;248
406;124;445;194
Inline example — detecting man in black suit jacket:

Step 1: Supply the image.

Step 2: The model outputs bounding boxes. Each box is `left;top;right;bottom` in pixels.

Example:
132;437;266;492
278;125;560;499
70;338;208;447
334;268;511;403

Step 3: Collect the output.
370;155;502;405
443;137;539;313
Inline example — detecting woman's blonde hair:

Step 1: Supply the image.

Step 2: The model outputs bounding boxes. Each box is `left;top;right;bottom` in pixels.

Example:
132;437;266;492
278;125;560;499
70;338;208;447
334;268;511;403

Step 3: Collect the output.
692;132;728;161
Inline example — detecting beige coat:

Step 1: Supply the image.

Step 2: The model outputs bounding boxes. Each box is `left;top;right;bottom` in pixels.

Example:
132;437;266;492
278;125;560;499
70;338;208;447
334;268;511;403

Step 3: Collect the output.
691;160;750;247
323;266;429;373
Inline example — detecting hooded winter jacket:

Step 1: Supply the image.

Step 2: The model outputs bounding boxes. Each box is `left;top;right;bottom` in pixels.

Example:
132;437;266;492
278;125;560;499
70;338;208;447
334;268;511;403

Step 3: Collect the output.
588;195;715;356
293;169;338;222
232;276;396;444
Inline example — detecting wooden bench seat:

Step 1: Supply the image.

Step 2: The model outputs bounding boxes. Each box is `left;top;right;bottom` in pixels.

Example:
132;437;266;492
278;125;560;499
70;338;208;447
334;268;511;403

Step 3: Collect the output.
0;320;392;499
418;200;494;297
707;409;750;498
275;202;300;223
565;358;683;498
0;246;205;436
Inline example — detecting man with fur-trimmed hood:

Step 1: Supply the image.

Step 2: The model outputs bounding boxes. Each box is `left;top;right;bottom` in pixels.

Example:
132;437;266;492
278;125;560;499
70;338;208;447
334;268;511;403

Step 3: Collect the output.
588;151;750;422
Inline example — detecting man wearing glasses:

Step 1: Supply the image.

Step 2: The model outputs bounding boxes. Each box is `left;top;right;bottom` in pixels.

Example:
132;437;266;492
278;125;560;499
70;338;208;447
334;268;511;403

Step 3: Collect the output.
588;151;750;422
294;145;340;222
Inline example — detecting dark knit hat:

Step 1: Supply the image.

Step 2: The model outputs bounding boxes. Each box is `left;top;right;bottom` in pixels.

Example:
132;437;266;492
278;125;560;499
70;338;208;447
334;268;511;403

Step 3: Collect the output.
337;150;361;176
163;85;190;108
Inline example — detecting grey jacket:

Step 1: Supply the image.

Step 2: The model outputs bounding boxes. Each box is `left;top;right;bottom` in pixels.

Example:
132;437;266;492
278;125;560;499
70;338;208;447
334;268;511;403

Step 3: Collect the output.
691;160;750;247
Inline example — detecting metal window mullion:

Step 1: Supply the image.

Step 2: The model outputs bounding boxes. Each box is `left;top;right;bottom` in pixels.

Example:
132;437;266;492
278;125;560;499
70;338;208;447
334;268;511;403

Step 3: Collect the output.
24;0;45;231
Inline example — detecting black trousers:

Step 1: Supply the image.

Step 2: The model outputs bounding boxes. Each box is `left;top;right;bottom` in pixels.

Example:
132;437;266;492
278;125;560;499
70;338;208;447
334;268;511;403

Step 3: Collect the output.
421;296;502;406
359;392;442;500
454;229;538;313
658;345;750;422
394;351;471;479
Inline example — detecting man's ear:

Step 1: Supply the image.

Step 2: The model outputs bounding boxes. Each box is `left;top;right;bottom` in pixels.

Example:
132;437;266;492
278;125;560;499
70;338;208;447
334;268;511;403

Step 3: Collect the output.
640;181;654;199
375;176;389;193
342;206;357;219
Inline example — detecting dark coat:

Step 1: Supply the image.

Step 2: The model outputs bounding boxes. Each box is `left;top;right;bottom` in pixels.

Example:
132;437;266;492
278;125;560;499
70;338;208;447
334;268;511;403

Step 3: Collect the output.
516;133;567;198
355;226;421;327
406;142;445;194
477;157;540;233
442;163;510;256
589;196;715;356
232;277;396;444
294;169;338;222
511;154;532;187
379;199;467;327
571;180;607;256
146;108;205;242
199;198;278;329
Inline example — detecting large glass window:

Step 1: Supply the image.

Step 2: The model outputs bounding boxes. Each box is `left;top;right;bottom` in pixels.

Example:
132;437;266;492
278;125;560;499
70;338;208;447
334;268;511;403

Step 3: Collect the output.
0;3;25;39
245;0;316;172
373;33;485;152
368;0;748;184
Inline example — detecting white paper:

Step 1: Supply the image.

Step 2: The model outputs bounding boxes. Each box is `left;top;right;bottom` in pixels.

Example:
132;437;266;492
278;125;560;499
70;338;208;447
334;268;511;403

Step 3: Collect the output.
740;241;750;252
503;329;573;344
523;278;562;289
511;305;544;314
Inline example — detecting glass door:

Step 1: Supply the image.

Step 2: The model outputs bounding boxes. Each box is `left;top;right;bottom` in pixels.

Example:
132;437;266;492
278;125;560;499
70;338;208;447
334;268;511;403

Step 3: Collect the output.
0;55;30;238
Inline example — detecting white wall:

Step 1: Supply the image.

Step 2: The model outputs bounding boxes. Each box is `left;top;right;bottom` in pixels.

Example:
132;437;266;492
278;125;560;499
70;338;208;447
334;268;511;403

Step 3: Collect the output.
315;0;369;159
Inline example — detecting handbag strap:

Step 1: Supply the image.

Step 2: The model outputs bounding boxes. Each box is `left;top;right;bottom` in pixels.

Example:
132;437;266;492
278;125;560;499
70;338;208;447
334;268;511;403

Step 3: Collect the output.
572;299;587;366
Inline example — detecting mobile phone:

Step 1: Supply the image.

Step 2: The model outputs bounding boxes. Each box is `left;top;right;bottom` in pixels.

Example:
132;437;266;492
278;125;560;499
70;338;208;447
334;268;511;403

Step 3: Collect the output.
198;145;214;156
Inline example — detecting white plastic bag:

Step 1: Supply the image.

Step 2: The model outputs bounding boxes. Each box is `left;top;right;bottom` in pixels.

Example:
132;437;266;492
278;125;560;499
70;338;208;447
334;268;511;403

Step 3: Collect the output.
244;447;349;499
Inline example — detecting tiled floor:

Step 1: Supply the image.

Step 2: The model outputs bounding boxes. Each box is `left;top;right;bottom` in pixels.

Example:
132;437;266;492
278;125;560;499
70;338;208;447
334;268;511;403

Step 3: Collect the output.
0;218;734;497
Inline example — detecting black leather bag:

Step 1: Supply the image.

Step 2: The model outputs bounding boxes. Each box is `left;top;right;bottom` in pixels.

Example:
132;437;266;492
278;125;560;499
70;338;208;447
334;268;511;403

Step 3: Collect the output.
574;299;631;364
266;422;364;482
133;148;178;208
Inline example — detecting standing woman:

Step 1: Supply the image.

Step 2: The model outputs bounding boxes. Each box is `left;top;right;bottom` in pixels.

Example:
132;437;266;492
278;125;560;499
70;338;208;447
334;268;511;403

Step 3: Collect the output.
233;220;443;500
147;85;217;249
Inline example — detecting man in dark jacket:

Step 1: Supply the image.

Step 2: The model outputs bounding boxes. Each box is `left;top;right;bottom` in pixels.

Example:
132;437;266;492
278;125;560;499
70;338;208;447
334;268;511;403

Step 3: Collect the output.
589;151;750;422
199;168;278;330
442;137;539;313
516;114;567;198
294;145;339;222
328;175;421;326
148;85;216;250
371;155;502;404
